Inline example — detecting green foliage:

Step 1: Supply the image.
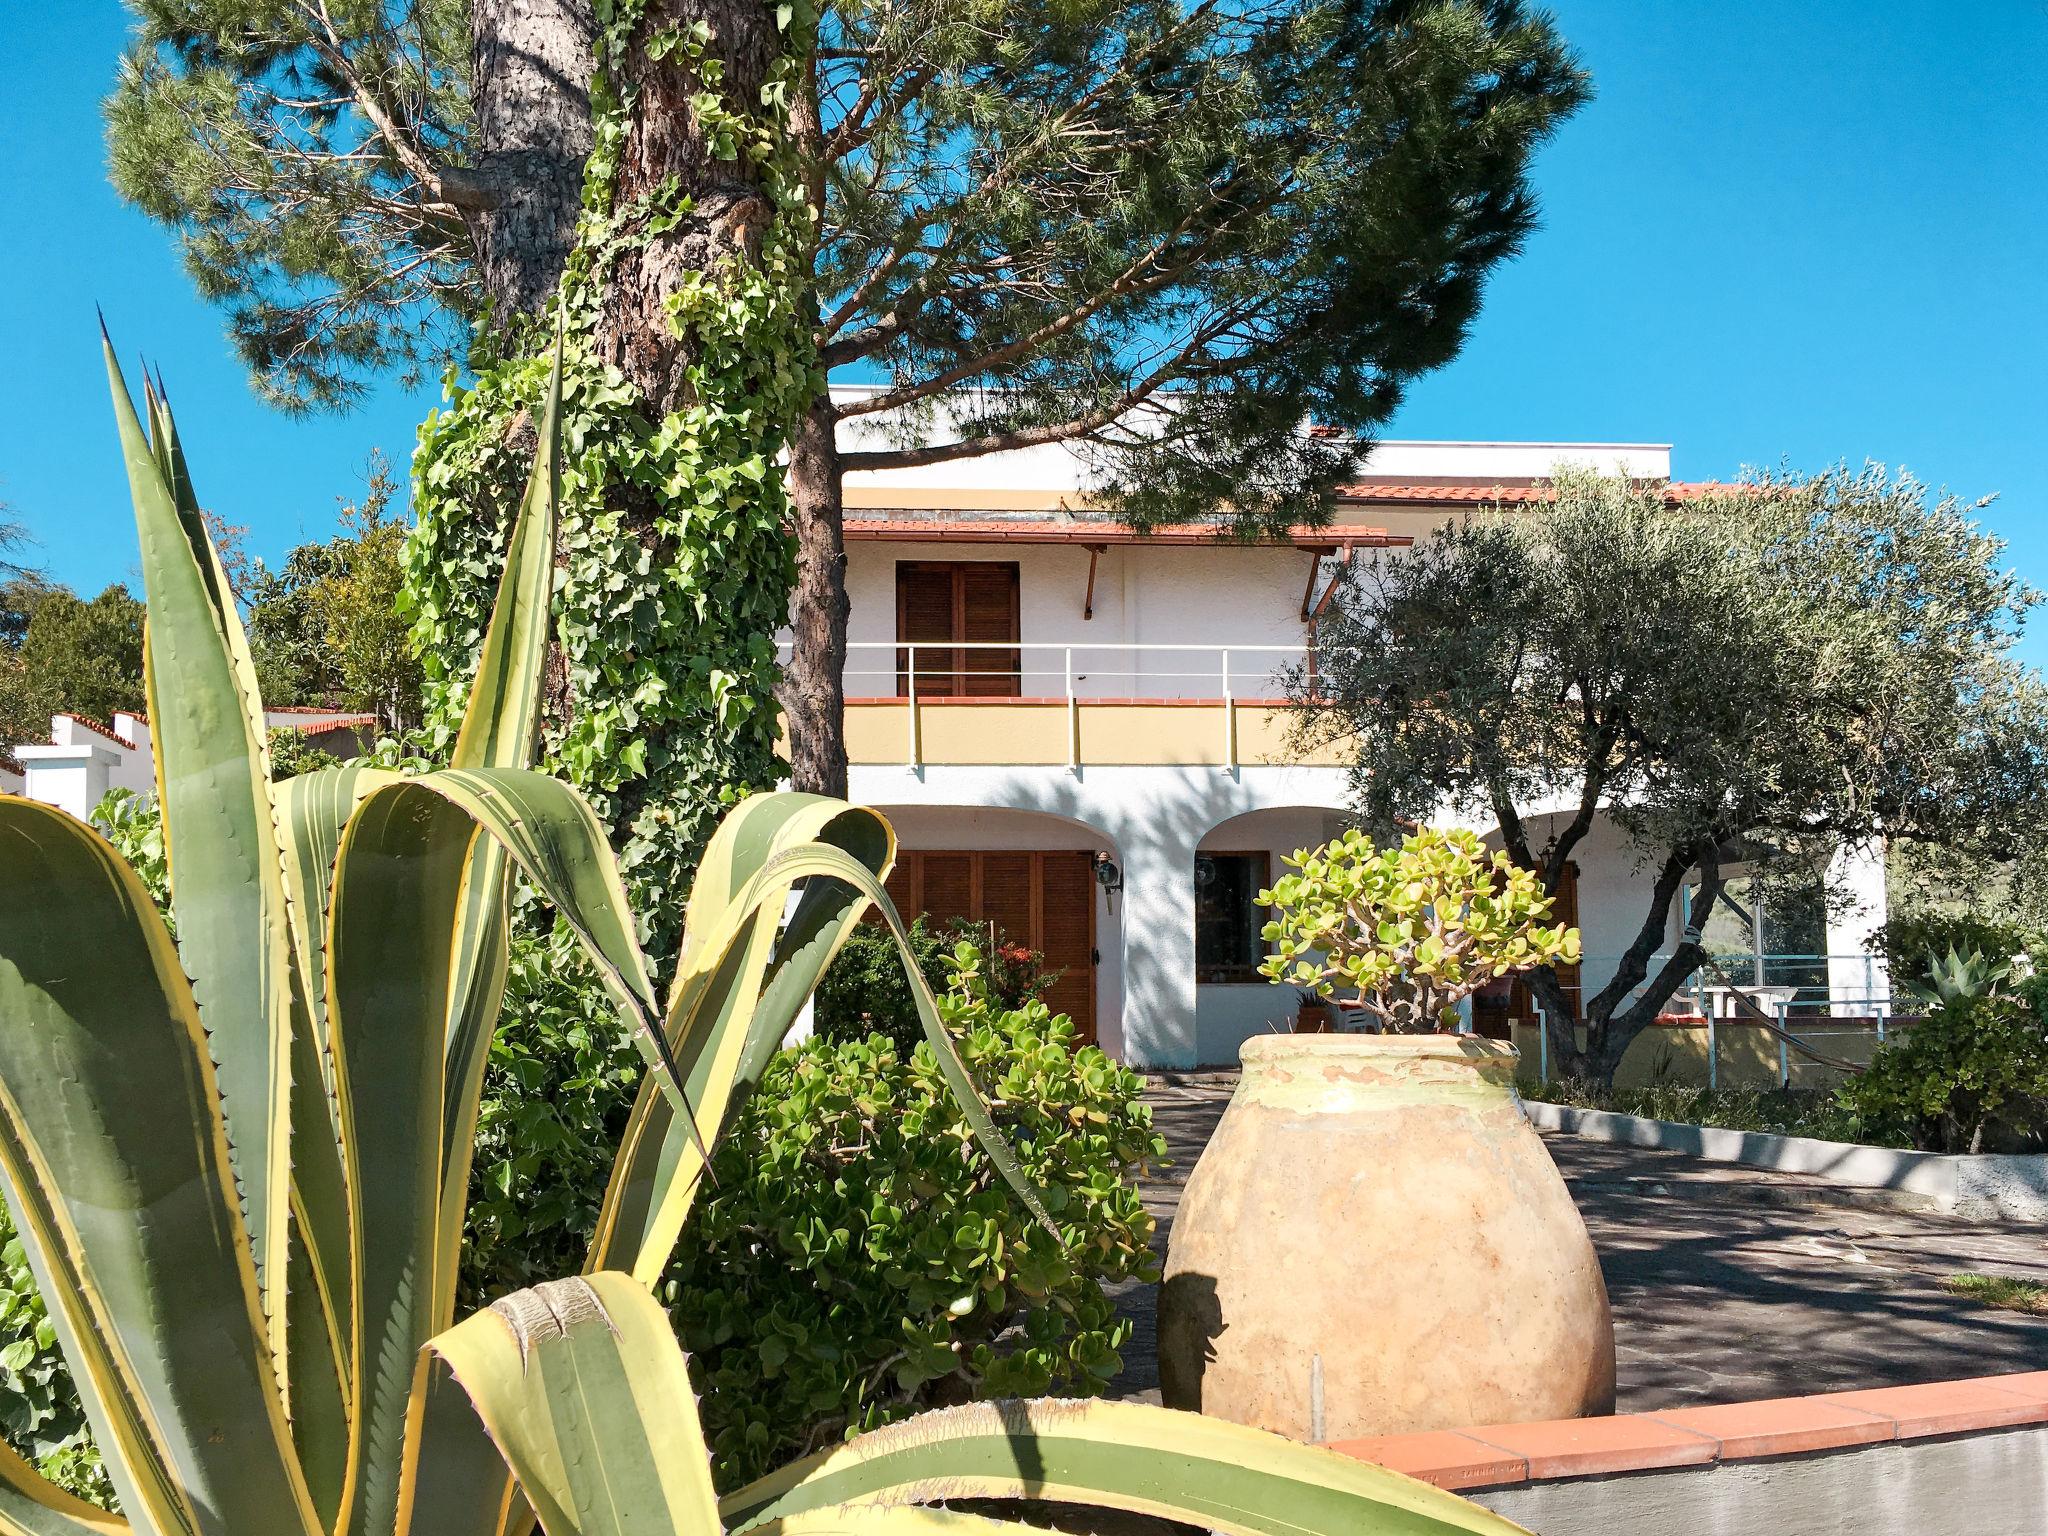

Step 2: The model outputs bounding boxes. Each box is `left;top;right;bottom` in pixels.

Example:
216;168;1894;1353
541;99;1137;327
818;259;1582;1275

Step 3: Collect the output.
91;789;169;911
1311;464;2048;1079
247;455;425;729
813;919;1059;1054
0;582;145;747
1521;1077;1879;1146
1260;825;1579;1031
0;1203;111;1505
105;0;474;409
1873;911;2045;992
265;727;344;781
670;944;1162;1487
459;923;643;1309
1833;993;2048;1154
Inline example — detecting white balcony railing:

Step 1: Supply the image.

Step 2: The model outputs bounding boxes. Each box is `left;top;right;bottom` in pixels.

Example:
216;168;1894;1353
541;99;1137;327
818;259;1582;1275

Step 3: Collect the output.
829;639;1319;702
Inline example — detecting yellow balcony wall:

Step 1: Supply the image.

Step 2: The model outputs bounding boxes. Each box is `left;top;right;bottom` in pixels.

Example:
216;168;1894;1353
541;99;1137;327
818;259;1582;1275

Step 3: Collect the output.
842;698;1350;768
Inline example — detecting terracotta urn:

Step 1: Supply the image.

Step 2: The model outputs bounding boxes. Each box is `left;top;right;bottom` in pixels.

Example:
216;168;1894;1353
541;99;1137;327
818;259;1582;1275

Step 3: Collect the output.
1158;1033;1614;1441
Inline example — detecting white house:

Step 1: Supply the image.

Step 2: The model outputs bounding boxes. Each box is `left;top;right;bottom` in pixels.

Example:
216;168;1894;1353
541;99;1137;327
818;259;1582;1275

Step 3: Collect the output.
822;392;1892;1070
9;708;375;820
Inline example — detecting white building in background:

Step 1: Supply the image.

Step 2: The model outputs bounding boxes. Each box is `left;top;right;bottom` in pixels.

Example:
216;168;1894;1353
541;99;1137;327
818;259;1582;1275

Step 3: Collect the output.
8;708;374;820
819;390;1892;1070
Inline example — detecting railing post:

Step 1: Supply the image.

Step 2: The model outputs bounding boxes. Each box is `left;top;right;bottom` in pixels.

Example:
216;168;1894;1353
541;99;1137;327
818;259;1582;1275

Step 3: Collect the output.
1536;1004;1549;1084
1707;1008;1718;1092
905;644;922;770
1776;1001;1791;1089
1065;647;1079;771
1221;648;1237;769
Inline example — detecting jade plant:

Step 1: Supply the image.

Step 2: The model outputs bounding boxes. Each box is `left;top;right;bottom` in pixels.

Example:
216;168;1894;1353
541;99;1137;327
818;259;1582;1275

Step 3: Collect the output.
1261;826;1580;1032
0;340;1529;1536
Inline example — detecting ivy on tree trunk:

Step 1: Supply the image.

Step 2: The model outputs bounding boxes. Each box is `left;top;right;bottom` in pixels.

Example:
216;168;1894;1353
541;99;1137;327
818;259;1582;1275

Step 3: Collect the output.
405;0;821;975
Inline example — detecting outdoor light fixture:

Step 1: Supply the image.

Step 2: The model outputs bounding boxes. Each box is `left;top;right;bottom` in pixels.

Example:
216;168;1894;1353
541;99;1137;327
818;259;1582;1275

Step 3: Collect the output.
1094;851;1123;907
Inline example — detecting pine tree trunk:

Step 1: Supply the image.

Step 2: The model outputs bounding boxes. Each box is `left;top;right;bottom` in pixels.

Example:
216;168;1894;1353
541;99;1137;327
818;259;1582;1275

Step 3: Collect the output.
783;395;850;795
595;1;781;416
467;0;597;322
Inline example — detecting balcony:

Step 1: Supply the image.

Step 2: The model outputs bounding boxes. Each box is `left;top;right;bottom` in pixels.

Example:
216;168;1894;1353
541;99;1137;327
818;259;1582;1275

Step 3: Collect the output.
825;641;1349;769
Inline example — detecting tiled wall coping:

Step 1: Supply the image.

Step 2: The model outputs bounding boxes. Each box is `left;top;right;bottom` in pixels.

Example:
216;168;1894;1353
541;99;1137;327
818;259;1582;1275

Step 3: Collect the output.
1328;1372;2048;1490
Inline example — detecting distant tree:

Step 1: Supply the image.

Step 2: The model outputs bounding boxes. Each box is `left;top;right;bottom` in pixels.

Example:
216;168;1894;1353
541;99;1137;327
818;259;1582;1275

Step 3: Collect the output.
1302;465;2048;1084
109;0;1591;797
0;584;147;749
248;454;423;730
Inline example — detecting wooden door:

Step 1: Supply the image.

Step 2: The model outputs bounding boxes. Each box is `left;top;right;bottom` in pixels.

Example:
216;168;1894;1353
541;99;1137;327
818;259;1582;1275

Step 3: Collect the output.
880;849;1097;1042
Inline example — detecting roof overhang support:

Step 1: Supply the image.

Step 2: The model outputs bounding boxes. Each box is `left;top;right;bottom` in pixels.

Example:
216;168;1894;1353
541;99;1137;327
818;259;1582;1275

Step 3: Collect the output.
1082;544;1107;620
1302;541;1356;621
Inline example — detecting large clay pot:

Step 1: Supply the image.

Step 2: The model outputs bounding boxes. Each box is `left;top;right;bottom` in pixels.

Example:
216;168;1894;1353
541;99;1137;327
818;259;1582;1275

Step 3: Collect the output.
1158;1034;1613;1441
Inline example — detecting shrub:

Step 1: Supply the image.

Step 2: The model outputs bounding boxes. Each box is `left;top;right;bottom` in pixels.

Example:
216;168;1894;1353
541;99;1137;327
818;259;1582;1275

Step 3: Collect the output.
1833;992;2048;1153
814;916;1058;1053
0;1206;109;1504
458;922;644;1308
1261;825;1579;1030
1873;912;2045;992
669;941;1163;1487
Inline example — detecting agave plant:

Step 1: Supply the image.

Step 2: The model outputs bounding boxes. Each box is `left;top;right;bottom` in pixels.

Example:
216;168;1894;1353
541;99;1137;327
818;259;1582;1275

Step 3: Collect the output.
0;339;1526;1536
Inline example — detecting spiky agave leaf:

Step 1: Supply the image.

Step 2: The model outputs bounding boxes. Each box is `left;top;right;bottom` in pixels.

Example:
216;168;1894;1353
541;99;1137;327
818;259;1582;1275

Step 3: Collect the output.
105;338;298;1383
424;1273;1532;1536
0;798;321;1536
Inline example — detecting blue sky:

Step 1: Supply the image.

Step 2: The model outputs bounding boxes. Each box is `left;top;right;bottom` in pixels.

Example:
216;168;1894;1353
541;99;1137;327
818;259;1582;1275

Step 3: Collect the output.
5;3;2045;653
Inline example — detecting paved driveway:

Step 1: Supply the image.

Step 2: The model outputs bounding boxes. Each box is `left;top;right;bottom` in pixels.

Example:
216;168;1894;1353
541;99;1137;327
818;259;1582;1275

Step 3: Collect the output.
1109;1080;2048;1408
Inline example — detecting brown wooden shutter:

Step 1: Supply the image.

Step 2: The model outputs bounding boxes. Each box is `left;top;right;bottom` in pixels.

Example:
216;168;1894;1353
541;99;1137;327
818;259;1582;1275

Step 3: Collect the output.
864;848;1097;1046
961;564;1021;696
894;562;1020;697
918;853;975;927
980;853;1035;945
1038;852;1096;1042
896;564;957;696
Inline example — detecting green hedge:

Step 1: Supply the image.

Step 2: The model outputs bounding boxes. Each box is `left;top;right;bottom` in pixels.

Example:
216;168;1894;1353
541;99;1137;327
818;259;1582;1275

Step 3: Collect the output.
669;946;1162;1486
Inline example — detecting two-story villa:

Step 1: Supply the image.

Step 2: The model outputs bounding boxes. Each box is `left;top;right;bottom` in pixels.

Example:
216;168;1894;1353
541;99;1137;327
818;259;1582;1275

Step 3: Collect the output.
823;388;1892;1071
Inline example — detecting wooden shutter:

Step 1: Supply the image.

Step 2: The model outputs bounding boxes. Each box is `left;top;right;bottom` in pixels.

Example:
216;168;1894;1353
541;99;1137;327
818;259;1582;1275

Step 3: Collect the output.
896;564;957;696
980;853;1035;948
894;562;1020;697
1039;853;1096;1041
961;564;1021;697
869;849;1097;1046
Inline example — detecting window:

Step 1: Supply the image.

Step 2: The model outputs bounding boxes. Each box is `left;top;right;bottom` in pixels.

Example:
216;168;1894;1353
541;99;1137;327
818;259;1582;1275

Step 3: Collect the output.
895;561;1021;696
1195;851;1269;983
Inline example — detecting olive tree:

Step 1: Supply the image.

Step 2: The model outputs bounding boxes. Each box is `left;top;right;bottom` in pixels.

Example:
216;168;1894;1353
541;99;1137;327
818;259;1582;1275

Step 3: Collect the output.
1301;465;2048;1083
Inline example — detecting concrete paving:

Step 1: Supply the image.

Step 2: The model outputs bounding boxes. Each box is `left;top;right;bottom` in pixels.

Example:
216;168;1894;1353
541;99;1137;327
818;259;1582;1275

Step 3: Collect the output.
1107;1079;2048;1408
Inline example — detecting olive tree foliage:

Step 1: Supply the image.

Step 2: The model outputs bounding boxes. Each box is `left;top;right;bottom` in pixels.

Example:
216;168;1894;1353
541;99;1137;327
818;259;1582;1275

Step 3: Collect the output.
1301;466;2048;1083
106;0;1591;797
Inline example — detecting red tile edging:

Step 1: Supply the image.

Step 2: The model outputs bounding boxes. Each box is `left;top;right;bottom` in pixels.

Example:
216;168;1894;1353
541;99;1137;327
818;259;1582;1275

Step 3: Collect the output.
1327;1372;2048;1490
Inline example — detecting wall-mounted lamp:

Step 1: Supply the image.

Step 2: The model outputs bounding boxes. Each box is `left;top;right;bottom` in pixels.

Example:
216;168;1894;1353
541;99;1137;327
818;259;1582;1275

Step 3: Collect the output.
1094;851;1123;911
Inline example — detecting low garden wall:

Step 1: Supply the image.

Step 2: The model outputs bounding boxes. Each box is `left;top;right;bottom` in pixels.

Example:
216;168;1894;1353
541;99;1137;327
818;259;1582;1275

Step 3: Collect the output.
1521;1099;2048;1221
1330;1372;2048;1536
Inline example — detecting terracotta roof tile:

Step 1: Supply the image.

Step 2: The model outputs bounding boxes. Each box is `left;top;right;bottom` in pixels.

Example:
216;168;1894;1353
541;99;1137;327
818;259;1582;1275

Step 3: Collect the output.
841;519;1403;548
59;713;138;750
